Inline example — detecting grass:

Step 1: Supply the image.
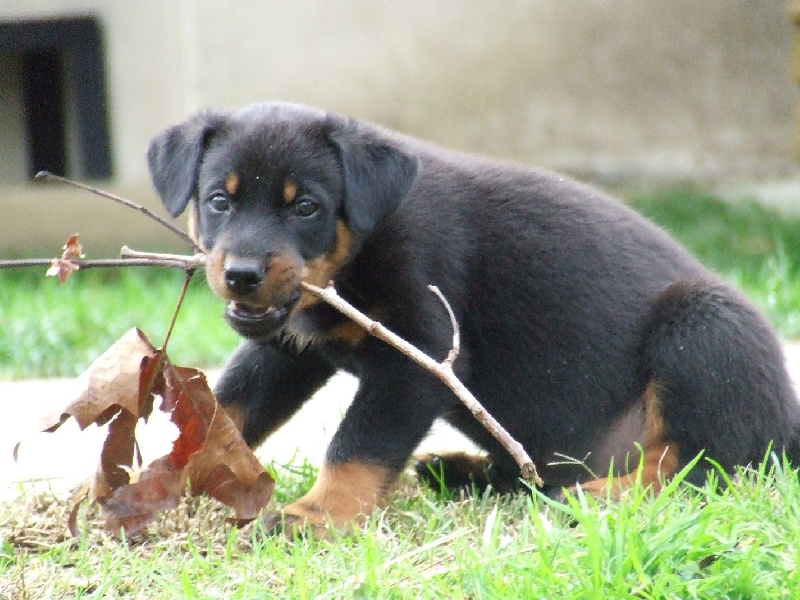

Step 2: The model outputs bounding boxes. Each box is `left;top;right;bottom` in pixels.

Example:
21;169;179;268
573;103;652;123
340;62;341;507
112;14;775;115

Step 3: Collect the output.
2;188;800;597
628;189;800;337
0;267;238;379
1;456;798;598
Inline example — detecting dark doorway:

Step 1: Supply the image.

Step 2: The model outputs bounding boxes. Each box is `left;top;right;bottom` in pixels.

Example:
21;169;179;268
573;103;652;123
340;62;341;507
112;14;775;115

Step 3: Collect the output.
22;50;67;178
0;17;112;181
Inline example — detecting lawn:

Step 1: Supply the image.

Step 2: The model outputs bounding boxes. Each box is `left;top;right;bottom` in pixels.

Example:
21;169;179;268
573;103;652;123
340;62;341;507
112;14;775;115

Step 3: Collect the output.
0;267;238;380
2;458;798;598
2;188;800;598
629;189;800;338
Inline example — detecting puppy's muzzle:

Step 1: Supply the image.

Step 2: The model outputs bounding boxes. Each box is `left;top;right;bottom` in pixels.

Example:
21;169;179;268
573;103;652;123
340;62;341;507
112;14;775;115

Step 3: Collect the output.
222;257;299;340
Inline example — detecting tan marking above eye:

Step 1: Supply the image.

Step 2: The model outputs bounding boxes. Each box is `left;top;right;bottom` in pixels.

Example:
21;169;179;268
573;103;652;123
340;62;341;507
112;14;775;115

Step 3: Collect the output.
283;177;298;203
225;172;240;196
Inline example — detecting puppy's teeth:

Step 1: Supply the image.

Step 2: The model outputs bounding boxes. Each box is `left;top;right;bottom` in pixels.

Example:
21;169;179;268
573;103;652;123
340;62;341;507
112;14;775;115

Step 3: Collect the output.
229;301;272;317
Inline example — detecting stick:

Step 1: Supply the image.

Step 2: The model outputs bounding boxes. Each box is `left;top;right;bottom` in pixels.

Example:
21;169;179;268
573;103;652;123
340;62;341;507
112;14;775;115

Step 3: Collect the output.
0;257;201;271
13;237;543;485
0;249;206;272
119;246;206;269
34;171;202;253
160;267;198;352
299;280;543;486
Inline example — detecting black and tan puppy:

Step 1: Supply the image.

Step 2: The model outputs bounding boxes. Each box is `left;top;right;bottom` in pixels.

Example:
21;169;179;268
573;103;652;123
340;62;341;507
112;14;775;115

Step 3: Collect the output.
148;102;800;537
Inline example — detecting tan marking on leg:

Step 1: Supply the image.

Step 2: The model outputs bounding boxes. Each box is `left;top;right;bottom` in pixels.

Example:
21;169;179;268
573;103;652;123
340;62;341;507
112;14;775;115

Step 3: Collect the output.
225;171;239;196
271;461;392;539
570;381;679;499
415;452;494;491
643;381;668;442
414;452;491;477
283;177;298;203
574;443;679;499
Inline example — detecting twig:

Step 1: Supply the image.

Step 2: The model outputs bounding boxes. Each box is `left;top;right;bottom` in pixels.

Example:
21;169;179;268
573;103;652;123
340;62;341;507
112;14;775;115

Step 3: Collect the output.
0;246;206;272
119;246;206;269
428;285;460;368
34;171;202;253
299;280;543;487
0;257;201;271
161;268;198;352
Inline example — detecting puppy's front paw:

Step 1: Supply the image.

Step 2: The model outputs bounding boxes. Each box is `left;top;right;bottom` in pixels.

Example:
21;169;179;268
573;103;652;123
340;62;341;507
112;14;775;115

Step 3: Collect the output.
260;460;393;540
261;507;330;540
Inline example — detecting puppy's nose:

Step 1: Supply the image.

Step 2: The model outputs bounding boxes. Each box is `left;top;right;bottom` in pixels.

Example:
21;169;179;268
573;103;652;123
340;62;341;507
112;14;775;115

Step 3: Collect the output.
223;259;264;296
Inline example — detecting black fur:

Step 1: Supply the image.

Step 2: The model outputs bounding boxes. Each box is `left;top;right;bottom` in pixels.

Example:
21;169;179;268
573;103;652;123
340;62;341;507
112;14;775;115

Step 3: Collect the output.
148;102;800;508
146;110;225;218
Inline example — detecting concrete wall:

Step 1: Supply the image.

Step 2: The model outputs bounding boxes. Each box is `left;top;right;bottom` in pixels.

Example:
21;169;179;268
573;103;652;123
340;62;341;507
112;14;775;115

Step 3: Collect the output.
1;0;797;254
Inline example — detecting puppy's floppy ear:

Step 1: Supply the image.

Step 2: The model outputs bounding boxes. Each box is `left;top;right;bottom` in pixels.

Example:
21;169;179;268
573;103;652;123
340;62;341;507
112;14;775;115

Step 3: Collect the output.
327;116;419;237
147;111;226;217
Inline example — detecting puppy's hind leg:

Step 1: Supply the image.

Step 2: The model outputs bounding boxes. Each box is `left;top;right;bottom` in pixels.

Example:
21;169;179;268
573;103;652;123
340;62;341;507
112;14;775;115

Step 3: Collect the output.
638;278;800;488
569;277;800;500
415;452;525;495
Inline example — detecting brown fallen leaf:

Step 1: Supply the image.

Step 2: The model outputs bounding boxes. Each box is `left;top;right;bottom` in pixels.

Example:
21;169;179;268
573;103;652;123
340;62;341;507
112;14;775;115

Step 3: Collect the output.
163;365;274;521
39;327;161;433
99;457;187;535
30;327;274;537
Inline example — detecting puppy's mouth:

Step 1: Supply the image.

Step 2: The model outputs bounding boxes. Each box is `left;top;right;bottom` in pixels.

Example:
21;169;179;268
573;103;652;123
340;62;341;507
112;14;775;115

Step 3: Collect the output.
225;296;298;340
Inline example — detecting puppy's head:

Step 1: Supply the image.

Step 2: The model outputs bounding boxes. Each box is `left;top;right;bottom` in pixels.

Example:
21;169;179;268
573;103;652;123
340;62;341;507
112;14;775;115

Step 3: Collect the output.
147;103;418;340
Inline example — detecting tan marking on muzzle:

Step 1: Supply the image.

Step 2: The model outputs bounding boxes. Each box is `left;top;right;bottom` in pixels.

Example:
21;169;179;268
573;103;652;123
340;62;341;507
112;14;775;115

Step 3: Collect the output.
206;244;304;307
294;221;354;311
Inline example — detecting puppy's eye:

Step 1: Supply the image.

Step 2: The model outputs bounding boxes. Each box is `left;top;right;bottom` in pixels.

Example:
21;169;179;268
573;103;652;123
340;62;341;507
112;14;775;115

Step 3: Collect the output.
293;196;319;218
207;194;231;213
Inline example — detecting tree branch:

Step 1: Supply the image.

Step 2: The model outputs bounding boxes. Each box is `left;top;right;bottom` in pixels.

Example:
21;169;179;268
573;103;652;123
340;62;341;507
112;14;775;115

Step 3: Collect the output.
119;246;206;269
427;285;460;368
0;248;206;272
299;280;543;487
34;171;202;253
0;257;201;271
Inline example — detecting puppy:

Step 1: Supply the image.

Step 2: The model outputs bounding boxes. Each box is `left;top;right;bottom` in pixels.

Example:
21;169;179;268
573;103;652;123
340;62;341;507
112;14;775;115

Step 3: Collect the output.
147;102;800;537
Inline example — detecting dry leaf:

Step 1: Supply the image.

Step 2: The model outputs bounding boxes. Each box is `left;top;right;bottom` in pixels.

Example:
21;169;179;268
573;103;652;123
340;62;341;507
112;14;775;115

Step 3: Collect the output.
39;327;160;433
164;365;275;521
31;327;274;537
62;233;84;261
100;457;187;535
